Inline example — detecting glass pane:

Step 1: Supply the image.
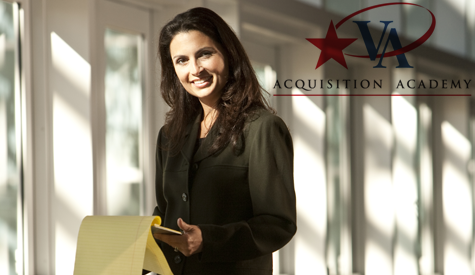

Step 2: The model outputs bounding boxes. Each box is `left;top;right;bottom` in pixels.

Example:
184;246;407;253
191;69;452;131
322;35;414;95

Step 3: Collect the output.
326;0;361;18
403;0;432;42
0;1;20;274
392;95;419;275
104;28;143;216
325;88;342;275
468;0;475;60
417;102;433;274
252;63;275;108
296;0;322;8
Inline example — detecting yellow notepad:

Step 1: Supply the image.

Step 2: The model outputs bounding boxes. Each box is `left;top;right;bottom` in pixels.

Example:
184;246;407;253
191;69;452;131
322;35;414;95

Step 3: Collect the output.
73;216;173;275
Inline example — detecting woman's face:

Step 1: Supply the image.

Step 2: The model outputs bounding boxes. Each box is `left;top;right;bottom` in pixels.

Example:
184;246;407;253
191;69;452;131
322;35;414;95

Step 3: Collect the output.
170;30;228;107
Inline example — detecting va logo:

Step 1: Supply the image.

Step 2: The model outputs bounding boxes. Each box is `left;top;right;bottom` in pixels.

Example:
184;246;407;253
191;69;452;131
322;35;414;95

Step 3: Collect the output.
307;3;436;69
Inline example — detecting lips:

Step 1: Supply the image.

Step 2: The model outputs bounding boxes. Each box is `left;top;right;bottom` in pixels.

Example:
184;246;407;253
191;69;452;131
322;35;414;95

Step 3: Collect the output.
191;76;212;88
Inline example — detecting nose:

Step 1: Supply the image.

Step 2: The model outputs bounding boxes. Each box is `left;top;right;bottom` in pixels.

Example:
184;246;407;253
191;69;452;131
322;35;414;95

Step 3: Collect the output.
190;59;202;75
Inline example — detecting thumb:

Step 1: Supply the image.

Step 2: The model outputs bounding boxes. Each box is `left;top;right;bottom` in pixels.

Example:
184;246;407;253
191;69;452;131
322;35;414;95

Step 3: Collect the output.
177;218;193;232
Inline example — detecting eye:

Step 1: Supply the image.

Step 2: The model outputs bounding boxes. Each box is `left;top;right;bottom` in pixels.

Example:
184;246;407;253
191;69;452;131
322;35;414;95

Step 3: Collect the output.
200;51;212;58
175;58;187;65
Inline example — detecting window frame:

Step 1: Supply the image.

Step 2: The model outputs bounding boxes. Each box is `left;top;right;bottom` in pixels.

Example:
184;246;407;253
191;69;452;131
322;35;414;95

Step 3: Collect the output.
90;0;154;216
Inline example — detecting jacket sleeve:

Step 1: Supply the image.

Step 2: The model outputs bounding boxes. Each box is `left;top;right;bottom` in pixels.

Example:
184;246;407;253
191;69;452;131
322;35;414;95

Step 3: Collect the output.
154;127;167;219
198;114;297;262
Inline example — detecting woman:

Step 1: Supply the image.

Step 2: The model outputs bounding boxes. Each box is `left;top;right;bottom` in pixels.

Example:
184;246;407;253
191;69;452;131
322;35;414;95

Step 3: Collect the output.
152;7;296;275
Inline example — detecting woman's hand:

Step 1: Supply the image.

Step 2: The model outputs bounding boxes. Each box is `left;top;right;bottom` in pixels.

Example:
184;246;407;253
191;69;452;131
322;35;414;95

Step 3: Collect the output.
153;218;203;257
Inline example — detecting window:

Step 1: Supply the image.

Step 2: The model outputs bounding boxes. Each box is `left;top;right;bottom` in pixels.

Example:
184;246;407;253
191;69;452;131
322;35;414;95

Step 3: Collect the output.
93;0;152;216
253;62;276;108
325;87;352;275
325;0;361;18
104;28;144;215
0;1;21;274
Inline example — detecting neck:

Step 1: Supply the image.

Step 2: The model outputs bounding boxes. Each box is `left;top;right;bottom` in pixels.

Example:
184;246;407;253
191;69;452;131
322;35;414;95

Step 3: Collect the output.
199;97;220;121
199;101;218;138
201;103;217;119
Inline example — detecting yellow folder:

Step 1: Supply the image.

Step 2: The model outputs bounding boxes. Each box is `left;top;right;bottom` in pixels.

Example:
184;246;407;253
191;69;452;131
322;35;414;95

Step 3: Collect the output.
73;216;173;275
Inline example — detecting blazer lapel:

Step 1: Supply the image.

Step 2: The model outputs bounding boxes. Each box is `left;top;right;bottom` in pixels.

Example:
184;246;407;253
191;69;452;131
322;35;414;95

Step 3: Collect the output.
192;122;222;163
180;114;201;163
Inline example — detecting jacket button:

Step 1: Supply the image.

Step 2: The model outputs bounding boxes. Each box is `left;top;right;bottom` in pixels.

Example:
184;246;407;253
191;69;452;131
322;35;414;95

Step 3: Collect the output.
182;193;188;202
193;163;199;170
174;255;182;264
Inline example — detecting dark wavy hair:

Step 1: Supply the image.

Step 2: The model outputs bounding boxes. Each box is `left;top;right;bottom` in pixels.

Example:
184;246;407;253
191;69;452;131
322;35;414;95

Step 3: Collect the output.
158;7;273;155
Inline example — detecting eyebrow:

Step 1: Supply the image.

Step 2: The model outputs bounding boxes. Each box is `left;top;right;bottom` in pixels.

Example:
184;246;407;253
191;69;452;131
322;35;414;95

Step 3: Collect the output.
172;46;216;60
172;54;185;61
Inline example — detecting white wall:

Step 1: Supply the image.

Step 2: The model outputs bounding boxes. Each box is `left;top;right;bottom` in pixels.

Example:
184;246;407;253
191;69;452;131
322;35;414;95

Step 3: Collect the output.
277;37;328;274
31;0;94;274
441;97;472;275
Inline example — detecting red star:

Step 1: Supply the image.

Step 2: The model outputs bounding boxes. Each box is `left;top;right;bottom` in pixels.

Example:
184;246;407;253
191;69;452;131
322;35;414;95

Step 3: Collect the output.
307;21;357;69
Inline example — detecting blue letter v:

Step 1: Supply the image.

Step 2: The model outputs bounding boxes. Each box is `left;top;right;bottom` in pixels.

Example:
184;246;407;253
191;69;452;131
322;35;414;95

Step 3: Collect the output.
353;21;393;61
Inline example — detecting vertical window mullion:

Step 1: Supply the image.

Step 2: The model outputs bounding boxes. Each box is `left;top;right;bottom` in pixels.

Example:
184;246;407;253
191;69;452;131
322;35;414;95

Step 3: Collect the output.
13;2;23;275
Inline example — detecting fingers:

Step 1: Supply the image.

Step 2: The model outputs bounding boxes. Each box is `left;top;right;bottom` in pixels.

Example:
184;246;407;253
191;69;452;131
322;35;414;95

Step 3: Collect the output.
153;218;203;257
153;233;181;248
177;218;193;232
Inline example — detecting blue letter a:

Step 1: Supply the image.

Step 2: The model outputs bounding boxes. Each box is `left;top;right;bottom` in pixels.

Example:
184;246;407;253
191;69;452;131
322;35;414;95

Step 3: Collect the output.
353;21;413;68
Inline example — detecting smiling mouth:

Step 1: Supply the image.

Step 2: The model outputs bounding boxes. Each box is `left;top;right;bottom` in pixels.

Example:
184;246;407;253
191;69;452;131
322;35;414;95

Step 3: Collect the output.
192;76;212;87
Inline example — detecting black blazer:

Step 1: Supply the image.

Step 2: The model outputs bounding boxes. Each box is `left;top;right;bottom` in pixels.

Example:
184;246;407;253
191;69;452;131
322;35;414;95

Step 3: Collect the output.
154;109;297;275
